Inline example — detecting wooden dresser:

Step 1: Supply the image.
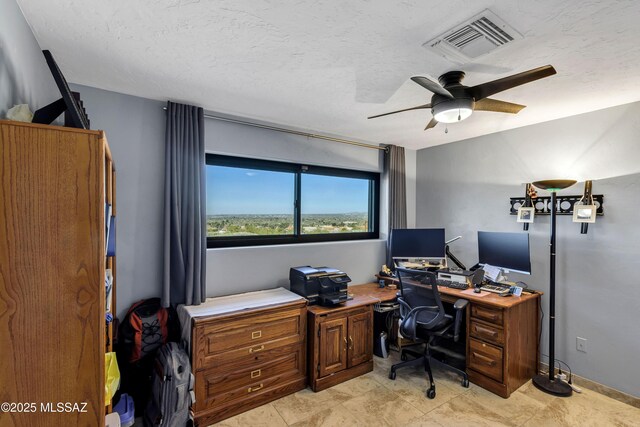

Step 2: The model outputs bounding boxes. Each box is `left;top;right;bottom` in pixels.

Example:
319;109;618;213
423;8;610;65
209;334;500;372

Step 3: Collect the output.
0;120;116;426
307;294;375;392
183;289;307;426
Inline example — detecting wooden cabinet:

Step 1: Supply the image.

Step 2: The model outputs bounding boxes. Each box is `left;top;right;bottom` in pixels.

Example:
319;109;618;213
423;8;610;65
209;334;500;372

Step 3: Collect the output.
308;297;374;392
0;120;115;427
466;297;540;398
189;297;307;426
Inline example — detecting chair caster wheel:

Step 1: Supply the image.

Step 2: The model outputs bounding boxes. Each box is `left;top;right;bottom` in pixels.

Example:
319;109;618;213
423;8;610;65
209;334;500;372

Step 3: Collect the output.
400;353;408;361
389;371;397;380
462;378;469;388
426;388;436;399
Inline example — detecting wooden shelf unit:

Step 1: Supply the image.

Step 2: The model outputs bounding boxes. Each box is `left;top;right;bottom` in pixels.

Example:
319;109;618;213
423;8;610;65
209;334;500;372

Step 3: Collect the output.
0;120;116;426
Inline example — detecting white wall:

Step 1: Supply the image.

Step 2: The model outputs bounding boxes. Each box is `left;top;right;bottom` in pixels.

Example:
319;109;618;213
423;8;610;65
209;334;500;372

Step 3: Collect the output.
416;101;640;397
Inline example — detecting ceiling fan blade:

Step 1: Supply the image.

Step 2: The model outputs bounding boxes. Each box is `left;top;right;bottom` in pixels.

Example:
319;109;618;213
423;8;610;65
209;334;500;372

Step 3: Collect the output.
411;76;454;99
425;117;438;130
367;104;432;119
470;65;557;101
475;98;526;114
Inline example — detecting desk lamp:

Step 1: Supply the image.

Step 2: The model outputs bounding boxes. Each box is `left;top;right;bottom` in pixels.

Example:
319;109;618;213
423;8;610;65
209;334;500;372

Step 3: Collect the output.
531;179;576;397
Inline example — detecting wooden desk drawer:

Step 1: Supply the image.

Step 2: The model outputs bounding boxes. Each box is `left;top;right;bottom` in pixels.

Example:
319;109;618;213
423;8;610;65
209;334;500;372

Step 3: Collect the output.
471;304;503;325
469;338;503;383
195;344;304;411
470;320;504;345
201;309;304;354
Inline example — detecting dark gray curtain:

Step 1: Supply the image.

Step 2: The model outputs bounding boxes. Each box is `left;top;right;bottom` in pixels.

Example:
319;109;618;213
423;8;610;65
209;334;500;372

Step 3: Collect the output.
385;144;407;267
162;101;206;307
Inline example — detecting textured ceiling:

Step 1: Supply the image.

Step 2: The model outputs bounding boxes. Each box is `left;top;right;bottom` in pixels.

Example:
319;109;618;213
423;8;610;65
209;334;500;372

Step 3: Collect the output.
17;0;640;149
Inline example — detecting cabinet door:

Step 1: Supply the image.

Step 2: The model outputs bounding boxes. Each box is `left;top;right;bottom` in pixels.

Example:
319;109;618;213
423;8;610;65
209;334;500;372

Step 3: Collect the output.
318;317;348;377
348;311;372;368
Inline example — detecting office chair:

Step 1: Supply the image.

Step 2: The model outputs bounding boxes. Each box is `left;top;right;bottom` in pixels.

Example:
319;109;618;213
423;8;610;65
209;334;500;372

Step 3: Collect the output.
389;268;469;399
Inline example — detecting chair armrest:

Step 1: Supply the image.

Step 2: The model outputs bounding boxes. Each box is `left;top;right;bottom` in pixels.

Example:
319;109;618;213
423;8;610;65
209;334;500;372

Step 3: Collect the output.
453;299;469;342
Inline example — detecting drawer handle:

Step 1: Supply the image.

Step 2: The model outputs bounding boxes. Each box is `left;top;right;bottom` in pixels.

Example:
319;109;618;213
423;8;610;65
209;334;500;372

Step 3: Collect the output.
472;352;496;366
475;325;498;338
349;336;354;350
343;337;348;351
249;345;265;354
252;330;262;339
247;383;264;393
251;369;261;379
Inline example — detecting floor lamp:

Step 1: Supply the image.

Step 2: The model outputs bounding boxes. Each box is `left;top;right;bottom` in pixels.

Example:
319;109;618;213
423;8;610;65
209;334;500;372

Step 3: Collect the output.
531;179;576;397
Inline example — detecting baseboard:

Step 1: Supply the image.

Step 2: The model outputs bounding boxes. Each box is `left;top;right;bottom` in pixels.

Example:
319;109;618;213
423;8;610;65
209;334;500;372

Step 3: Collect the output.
539;363;639;409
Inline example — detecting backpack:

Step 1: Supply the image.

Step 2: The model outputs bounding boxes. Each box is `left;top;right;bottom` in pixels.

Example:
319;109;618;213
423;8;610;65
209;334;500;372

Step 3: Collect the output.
120;298;178;363
117;298;179;415
144;342;195;427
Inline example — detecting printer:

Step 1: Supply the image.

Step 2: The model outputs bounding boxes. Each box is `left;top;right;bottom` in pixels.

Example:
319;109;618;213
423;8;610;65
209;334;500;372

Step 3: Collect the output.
289;266;351;306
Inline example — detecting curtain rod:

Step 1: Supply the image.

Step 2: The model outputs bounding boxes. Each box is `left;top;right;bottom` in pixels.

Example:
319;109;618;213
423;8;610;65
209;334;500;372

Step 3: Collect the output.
162;107;387;152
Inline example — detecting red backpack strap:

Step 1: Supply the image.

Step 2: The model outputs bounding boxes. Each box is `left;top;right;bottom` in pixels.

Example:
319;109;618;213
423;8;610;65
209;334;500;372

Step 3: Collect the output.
157;308;169;344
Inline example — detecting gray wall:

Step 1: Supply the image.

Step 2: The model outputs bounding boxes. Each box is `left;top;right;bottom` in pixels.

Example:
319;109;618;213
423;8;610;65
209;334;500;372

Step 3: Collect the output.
71;85;419;316
204;116;388;296
70;84;167;318
0;0;58;117
416;101;640;397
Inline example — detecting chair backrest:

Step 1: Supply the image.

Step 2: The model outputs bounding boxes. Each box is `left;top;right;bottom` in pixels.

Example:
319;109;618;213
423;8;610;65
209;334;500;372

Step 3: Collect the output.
396;267;446;328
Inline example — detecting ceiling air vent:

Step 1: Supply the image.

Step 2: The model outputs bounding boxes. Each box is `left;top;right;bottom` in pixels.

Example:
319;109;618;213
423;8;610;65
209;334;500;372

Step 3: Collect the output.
423;10;522;64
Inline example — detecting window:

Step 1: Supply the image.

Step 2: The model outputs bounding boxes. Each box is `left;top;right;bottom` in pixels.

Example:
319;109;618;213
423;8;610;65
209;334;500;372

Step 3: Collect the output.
206;154;379;247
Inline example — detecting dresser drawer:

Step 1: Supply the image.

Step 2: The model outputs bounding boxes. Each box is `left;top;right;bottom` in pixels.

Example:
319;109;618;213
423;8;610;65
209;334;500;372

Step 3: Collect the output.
195;343;305;411
469;338;503;382
469;320;504;345
203;308;303;353
194;305;306;369
471;304;503;325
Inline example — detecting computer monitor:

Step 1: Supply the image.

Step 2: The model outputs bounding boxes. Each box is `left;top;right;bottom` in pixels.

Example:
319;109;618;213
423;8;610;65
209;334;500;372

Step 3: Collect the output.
477;231;531;276
390;228;446;261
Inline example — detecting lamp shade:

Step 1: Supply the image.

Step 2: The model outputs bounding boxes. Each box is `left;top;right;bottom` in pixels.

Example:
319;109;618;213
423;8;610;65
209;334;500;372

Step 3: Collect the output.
432;98;474;123
532;179;576;192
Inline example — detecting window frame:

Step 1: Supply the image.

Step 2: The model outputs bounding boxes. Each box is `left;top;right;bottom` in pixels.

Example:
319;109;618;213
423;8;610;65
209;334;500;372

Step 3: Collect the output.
206;153;380;248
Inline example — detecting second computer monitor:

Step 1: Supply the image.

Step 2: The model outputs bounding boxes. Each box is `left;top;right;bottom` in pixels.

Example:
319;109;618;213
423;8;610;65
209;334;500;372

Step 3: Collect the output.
390;228;446;259
478;231;531;275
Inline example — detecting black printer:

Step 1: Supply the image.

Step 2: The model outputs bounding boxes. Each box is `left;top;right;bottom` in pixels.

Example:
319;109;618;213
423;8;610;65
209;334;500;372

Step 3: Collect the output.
289;266;351;306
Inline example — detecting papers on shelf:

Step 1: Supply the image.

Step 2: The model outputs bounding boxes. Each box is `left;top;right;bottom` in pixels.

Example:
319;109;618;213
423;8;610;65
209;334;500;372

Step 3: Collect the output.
105;269;113;312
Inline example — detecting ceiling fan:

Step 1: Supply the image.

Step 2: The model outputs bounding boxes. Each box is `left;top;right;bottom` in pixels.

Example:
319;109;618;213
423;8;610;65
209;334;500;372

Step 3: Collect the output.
368;65;556;130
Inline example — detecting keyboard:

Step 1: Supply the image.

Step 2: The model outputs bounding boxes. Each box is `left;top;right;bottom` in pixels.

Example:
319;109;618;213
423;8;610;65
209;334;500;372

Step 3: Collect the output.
436;279;468;290
481;283;511;296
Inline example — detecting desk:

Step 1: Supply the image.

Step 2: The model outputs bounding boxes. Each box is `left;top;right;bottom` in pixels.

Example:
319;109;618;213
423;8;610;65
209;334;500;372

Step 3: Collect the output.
355;280;541;398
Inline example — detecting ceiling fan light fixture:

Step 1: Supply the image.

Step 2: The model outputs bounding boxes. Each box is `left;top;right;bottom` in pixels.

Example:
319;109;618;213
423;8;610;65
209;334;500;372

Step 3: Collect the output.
432;98;474;123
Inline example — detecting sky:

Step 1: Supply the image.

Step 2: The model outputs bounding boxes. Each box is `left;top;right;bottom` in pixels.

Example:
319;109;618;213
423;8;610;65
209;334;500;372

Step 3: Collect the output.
206;165;369;215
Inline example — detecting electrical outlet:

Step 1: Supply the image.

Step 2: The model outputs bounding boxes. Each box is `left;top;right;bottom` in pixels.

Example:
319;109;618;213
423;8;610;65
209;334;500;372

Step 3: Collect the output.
576;337;587;353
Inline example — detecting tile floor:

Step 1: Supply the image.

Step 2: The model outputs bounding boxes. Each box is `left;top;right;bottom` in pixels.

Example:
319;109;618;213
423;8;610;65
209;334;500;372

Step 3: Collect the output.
213;352;640;426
